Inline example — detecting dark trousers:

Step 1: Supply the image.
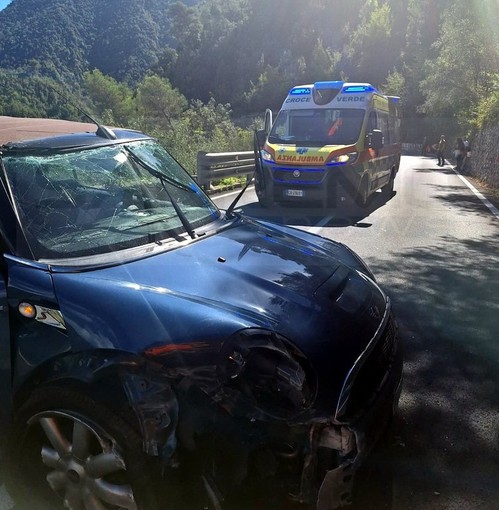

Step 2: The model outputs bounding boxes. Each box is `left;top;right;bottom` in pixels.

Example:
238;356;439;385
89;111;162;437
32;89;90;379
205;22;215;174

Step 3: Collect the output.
437;152;445;166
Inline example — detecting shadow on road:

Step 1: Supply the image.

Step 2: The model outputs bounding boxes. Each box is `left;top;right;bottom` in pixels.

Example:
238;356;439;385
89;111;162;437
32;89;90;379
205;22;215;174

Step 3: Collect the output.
2;178;497;509
234;177;499;508
359;232;499;509
432;183;497;218
237;190;396;228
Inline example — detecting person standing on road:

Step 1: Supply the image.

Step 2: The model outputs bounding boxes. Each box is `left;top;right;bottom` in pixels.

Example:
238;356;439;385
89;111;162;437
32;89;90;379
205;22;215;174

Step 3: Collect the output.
462;138;471;170
436;134;447;166
454;137;466;170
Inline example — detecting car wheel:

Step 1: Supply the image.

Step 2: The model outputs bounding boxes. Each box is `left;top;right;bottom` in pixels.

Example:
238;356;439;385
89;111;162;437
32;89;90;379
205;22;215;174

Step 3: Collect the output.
8;386;160;510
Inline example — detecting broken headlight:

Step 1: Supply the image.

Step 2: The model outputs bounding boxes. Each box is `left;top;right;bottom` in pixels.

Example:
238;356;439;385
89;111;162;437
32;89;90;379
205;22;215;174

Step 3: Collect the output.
218;329;317;420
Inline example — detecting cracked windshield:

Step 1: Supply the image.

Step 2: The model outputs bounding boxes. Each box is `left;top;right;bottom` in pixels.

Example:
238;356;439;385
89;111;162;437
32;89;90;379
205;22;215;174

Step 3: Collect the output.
4;140;219;259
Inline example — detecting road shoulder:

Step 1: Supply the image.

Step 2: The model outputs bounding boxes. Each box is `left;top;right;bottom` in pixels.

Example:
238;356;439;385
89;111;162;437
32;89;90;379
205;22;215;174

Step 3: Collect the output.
461;174;499;215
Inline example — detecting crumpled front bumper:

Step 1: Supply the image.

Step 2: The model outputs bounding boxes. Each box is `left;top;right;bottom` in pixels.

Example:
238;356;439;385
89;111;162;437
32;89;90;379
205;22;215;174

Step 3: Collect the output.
297;320;403;510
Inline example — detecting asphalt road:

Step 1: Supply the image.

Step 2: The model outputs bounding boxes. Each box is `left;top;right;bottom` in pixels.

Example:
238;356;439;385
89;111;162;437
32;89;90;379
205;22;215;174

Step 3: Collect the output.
216;155;499;509
1;155;497;509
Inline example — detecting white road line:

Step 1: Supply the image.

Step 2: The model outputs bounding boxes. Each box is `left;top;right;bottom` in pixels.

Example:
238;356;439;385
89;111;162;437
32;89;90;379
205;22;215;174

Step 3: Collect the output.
449;166;499;219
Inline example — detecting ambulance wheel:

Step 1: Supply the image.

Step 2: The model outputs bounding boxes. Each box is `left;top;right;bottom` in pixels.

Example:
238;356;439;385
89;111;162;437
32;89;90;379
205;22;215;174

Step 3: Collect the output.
382;172;395;196
258;195;273;208
355;177;370;208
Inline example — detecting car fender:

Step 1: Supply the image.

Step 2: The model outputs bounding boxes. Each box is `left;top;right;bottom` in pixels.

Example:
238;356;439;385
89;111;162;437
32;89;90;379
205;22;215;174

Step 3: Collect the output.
12;350;179;460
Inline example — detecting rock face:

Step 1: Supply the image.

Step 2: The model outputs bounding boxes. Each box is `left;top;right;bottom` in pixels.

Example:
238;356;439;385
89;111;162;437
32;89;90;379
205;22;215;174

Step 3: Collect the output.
469;127;499;188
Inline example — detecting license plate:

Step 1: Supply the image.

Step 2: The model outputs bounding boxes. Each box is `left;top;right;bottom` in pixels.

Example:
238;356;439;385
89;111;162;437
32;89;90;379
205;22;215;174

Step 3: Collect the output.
285;189;304;197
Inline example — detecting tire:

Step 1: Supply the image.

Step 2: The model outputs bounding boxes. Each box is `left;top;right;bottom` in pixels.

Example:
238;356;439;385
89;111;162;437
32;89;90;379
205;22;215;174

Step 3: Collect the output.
355;177;370;208
381;172;395;196
7;386;161;510
257;194;273;208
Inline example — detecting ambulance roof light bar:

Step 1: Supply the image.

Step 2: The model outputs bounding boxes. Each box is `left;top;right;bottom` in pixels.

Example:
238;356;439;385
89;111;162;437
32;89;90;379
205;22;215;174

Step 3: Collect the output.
314;80;344;90
289;82;379;96
342;84;377;93
289;87;312;95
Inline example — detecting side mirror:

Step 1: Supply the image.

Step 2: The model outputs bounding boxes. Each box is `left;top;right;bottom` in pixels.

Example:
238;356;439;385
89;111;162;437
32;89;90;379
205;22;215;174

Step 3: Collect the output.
369;129;384;150
264;108;273;134
255;129;267;149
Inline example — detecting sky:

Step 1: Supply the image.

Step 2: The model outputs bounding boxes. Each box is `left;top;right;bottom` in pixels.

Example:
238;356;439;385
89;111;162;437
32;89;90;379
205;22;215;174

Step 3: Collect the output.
0;0;12;11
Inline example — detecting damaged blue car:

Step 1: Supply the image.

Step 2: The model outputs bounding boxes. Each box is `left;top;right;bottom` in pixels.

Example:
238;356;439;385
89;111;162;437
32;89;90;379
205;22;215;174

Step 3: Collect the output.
0;116;402;510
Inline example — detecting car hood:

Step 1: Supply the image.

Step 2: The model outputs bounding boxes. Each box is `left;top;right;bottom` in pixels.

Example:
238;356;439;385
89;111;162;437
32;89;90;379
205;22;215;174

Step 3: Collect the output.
53;218;342;343
52;216;385;351
49;217;387;416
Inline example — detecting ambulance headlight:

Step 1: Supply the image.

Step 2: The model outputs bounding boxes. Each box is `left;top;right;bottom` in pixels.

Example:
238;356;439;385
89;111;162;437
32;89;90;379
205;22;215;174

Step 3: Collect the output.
261;149;274;163
330;152;358;164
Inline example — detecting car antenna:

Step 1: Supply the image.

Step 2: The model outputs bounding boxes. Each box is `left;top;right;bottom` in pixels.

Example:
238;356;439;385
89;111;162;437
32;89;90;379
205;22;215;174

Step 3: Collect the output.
52;87;117;140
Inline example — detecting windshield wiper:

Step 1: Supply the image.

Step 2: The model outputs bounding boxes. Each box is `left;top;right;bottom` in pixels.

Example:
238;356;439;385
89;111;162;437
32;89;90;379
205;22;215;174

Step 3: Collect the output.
125;147;195;193
124;147;196;239
225;131;260;218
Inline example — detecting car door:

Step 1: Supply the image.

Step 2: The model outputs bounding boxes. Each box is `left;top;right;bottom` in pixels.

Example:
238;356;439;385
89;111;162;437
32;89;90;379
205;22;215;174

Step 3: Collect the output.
0;271;11;431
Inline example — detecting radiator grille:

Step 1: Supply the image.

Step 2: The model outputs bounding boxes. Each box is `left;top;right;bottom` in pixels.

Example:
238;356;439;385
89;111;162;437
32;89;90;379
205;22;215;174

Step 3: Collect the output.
273;167;325;184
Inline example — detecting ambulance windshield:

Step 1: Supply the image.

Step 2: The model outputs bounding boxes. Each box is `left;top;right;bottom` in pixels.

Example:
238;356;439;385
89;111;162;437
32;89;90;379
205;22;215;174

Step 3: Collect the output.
268;108;364;146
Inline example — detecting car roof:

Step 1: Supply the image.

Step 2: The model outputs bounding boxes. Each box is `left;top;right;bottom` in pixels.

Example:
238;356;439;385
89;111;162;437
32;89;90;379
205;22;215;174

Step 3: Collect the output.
0;116;150;151
0;116;96;145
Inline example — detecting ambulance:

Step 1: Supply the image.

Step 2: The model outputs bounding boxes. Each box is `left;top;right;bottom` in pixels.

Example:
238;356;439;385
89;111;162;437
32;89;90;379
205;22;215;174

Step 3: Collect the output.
255;81;401;208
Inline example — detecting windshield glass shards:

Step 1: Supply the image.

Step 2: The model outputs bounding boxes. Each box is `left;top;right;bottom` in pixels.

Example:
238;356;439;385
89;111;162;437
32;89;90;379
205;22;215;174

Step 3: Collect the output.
3;140;220;260
268;108;365;146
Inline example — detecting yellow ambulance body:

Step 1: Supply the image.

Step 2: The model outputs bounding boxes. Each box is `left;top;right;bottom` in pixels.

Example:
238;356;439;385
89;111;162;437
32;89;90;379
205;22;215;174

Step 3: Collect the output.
256;81;401;208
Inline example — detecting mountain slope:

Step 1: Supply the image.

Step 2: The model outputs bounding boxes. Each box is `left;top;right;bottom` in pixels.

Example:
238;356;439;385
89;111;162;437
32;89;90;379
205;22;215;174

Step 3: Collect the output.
0;0;183;83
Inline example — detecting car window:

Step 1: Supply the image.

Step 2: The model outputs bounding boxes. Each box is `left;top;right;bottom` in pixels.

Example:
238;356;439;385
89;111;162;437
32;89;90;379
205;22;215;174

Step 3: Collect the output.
3;140;220;261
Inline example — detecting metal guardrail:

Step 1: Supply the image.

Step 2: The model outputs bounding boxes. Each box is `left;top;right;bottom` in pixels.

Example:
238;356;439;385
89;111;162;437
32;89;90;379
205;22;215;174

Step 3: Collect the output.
196;151;255;191
196;144;420;191
401;142;422;154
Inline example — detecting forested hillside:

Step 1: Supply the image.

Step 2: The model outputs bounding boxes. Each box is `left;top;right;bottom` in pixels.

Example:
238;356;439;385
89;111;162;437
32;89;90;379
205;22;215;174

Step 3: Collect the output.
0;0;498;180
0;0;192;83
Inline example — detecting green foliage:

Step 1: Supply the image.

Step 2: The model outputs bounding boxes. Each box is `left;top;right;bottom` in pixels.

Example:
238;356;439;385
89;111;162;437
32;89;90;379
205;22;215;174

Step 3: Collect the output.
0;0;182;85
0;68;82;119
0;0;98;84
83;70;134;125
346;1;398;85
135;75;188;131
472;75;499;130
1;0;499;151
80;71;251;174
419;0;499;125
161;98;252;172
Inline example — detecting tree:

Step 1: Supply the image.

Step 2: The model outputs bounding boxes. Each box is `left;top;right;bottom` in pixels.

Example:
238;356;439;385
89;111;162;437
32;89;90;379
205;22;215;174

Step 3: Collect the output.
83;70;133;125
419;0;499;130
0;69;82;119
473;74;499;130
345;0;399;86
167;2;202;53
135;75;188;131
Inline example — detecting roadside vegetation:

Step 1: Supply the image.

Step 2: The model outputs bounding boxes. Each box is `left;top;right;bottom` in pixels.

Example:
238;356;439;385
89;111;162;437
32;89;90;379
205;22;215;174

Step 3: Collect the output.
0;0;498;184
